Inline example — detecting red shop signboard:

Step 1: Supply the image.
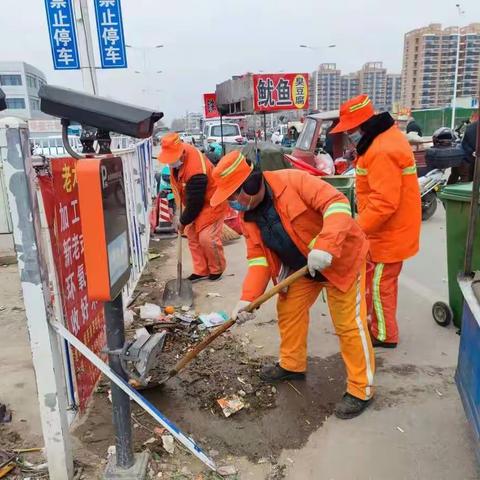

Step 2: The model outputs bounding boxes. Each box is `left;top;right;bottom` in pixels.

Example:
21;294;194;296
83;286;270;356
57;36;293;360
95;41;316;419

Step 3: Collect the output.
39;158;106;412
203;92;219;118
252;73;309;112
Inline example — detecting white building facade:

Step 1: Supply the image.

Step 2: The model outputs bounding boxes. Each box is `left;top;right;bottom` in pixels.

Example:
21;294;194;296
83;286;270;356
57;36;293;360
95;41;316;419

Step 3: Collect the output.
0;62;48;120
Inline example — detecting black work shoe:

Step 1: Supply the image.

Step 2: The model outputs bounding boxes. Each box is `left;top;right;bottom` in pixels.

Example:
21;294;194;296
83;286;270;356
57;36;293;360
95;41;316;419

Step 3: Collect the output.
208;273;223;281
187;274;208;283
371;337;397;349
259;363;305;382
335;393;372;419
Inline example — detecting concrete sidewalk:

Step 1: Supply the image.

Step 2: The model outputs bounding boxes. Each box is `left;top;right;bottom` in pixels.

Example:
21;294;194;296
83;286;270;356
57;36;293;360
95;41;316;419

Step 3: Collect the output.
1;206;478;479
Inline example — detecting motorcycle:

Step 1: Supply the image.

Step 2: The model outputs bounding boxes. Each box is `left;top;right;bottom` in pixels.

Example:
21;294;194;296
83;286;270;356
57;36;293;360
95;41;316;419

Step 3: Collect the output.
343;161;445;222
418;168;446;221
419;127;466;221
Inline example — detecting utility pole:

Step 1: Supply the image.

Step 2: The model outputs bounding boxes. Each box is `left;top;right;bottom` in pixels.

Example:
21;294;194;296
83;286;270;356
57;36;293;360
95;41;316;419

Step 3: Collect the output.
73;0;99;95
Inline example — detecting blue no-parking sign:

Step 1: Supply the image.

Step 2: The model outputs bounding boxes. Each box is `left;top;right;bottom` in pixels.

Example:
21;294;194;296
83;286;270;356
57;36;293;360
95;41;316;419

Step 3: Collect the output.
44;0;80;70
93;0;128;69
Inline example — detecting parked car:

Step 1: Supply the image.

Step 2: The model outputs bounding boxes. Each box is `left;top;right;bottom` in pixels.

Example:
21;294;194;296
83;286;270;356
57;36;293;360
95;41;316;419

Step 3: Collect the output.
176;131;193;144
202;122;245;152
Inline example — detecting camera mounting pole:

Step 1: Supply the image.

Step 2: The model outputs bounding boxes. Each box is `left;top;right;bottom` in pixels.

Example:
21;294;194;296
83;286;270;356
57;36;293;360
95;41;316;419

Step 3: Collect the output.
40;85;163;479
61;119;83;159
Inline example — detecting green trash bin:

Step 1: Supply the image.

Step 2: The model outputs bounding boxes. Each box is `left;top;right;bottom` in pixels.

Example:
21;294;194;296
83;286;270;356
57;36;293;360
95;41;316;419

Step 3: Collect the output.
321;176;356;210
438;182;480;328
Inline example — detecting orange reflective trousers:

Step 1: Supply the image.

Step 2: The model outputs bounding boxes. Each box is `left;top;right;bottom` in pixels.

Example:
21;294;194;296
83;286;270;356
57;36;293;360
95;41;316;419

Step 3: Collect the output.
185;219;226;276
277;264;375;400
366;261;403;344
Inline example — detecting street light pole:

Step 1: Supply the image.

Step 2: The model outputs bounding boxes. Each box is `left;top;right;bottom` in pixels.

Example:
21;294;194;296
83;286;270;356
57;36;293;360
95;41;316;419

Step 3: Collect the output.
451;3;465;130
451;30;462;129
128;45;164;103
299;44;336;110
126;44;164;75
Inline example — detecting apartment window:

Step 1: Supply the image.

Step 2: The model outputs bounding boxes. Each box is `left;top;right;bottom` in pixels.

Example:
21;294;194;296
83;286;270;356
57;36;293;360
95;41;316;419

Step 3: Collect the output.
0;74;22;86
5;98;26;109
26;75;37;89
30;98;41;111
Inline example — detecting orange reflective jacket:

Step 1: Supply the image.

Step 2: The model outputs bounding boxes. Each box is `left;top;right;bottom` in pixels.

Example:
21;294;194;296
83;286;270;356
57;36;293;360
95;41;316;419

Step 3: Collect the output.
355;125;421;263
170;144;227;232
240;170;369;302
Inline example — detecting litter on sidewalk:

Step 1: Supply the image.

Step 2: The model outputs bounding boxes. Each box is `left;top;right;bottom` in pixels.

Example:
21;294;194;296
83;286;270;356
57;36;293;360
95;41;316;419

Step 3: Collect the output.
199;311;229;328
217;395;245;417
174;313;196;324
217;465;238;476
140;303;162;320
161;434;175;454
206;292;222;298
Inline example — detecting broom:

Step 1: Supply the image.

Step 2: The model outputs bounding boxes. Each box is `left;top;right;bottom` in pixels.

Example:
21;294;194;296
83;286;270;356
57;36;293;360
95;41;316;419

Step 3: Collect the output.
221;223;241;243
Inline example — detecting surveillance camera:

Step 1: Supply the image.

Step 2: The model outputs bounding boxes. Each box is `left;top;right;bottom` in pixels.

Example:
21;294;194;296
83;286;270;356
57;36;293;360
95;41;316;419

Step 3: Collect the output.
39;85;163;138
0;89;6;112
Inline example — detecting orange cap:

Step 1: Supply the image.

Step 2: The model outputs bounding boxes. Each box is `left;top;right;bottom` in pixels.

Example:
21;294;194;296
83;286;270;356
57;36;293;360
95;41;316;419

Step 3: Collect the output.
331;94;375;134
210;150;253;207
158;132;185;164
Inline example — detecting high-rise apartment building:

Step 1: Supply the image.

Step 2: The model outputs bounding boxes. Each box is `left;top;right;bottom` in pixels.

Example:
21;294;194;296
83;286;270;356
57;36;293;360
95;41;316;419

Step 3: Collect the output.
310;62;400;112
359;62;388;110
386;74;402;111
311;63;341;111
401;23;480;109
340;73;360;103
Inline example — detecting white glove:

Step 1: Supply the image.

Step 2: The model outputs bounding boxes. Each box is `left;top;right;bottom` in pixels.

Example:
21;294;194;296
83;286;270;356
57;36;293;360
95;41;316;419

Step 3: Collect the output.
307;249;333;277
232;300;255;325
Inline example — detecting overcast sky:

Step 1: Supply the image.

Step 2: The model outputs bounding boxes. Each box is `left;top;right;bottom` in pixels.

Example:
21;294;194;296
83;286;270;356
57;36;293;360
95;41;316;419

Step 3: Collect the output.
0;0;478;124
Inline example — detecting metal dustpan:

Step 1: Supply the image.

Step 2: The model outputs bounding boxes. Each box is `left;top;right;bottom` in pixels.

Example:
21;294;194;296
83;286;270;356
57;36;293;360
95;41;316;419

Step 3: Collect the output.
162;216;193;307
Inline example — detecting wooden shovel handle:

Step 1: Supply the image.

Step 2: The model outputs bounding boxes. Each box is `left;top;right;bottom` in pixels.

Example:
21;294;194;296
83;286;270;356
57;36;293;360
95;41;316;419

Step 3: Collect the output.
176;205;183;292
168;266;308;377
245;266;308;312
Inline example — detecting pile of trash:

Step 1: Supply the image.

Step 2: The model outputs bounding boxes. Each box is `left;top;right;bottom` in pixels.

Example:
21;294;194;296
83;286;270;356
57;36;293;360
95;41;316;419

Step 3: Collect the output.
124;301;278;417
0;444;49;479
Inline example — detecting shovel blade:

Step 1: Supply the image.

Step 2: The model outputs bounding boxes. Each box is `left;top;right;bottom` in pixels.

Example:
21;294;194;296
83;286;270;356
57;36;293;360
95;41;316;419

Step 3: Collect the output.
161;278;193;307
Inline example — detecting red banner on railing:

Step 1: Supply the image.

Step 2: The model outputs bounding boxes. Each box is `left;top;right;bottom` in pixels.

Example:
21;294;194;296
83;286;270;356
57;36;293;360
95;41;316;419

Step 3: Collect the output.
252;73;309;112
203;92;219;118
39;158;106;412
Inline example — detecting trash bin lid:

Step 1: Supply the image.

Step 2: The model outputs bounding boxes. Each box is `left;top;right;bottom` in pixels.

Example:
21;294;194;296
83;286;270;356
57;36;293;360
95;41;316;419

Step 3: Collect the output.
321;176;355;188
439;182;480;203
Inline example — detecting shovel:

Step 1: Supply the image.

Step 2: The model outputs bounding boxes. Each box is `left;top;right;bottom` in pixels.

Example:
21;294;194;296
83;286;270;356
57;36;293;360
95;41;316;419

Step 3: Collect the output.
158;265;308;385
161;206;194;308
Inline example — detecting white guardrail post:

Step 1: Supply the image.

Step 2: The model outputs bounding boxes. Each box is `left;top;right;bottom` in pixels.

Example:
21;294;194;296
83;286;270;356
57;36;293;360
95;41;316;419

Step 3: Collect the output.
0;117;74;479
